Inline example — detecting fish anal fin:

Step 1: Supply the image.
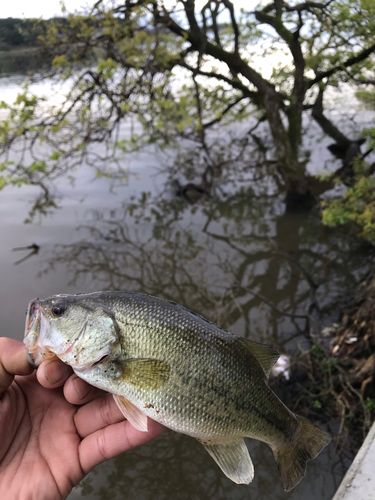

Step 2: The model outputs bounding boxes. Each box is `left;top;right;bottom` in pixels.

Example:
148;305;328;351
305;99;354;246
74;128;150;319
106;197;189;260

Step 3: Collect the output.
117;358;170;390
238;338;279;377
198;439;254;484
113;394;148;432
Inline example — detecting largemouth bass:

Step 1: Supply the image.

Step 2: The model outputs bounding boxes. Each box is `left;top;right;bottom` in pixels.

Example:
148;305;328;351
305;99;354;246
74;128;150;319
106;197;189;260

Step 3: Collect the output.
23;291;330;491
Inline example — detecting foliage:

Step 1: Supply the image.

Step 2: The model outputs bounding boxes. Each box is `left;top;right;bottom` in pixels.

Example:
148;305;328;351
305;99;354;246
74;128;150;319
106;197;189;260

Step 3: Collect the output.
366;397;375;411
322;158;375;244
0;18;59;51
0;1;375;201
356;90;375;157
356;90;375;110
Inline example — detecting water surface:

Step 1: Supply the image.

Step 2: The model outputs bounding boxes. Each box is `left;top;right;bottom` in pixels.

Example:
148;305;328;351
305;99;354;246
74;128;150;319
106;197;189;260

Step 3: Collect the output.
0;70;367;500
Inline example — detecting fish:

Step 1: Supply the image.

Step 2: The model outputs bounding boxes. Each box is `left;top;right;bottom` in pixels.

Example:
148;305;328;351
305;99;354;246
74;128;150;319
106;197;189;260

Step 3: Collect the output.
23;291;331;491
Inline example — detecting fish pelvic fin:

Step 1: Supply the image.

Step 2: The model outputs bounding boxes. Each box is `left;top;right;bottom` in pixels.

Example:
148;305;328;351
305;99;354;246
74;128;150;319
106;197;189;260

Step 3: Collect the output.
274;415;331;491
113;394;148;432
198;439;254;484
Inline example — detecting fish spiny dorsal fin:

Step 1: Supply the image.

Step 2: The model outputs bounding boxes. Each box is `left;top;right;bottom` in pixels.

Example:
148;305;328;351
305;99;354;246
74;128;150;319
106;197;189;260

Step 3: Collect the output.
198;439;254;484
238;338;279;377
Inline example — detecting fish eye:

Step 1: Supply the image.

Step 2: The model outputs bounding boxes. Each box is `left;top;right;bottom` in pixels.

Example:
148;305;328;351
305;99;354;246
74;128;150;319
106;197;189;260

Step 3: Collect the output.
51;303;67;317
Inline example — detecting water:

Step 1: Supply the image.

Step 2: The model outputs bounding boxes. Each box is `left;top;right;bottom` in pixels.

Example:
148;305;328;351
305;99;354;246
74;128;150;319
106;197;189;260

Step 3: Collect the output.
0;48;48;76
0;67;369;499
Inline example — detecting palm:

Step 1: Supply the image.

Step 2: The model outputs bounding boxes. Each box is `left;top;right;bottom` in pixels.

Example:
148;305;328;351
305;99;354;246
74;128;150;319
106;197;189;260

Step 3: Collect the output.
1;374;85;500
0;339;166;500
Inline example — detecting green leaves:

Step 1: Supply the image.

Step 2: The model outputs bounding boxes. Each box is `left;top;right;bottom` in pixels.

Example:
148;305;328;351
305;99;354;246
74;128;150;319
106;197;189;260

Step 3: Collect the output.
52;55;68;67
366;397;375;412
29;161;47;172
49;151;61;161
322;159;375;245
1;0;375;212
356;90;375;110
97;58;118;78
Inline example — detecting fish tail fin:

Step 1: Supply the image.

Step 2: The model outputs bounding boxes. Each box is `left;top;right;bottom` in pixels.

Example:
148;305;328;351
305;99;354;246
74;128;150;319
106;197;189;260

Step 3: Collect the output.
273;415;331;491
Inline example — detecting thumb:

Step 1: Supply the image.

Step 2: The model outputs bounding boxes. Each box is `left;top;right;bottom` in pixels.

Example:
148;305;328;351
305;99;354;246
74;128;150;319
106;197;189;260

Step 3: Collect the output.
0;338;33;396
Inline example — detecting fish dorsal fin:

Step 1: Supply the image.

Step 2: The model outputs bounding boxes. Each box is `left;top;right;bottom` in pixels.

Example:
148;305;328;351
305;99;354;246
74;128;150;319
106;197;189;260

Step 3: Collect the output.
238;338;279;377
116;358;170;390
199;439;254;484
113;394;148;432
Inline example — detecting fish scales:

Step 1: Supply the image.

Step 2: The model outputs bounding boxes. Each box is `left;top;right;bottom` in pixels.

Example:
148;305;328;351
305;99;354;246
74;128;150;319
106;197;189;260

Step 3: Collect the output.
24;291;331;491
107;293;293;440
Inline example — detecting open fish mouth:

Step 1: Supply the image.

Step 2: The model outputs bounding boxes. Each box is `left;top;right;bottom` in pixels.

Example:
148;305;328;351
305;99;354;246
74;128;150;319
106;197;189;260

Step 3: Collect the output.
24;299;42;367
25;299;40;337
24;299;55;368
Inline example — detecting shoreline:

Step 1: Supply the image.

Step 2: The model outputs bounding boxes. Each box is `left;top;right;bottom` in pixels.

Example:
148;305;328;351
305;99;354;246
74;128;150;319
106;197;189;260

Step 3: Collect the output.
0;46;41;56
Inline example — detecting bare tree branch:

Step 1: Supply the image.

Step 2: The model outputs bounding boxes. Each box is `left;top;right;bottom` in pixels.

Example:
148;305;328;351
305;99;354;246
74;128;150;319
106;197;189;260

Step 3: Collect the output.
222;0;239;55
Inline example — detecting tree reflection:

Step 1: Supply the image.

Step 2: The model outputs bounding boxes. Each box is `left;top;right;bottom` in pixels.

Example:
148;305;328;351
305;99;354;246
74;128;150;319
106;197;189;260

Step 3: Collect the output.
42;181;371;350
73;431;346;500
41;179;363;500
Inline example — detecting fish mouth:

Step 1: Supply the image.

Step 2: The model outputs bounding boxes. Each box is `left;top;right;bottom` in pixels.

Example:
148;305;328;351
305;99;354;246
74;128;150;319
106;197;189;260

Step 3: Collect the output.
25;299;40;339
24;299;42;368
24;299;55;368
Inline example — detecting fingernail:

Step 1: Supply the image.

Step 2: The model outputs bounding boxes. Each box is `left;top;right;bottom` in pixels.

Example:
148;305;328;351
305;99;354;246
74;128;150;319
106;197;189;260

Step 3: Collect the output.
72;375;92;400
45;360;66;385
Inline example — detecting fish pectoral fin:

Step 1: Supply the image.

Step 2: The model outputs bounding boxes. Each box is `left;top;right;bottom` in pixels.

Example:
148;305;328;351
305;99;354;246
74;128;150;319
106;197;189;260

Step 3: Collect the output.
116;358;170;390
113;394;148;432
238;337;279;377
198;439;254;485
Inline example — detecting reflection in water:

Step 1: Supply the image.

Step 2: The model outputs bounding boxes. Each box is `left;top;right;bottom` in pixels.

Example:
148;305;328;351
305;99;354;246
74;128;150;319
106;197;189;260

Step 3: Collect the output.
73;431;346;500
0;48;49;76
0;65;368;500
12;243;40;265
44;185;370;350
38;181;366;499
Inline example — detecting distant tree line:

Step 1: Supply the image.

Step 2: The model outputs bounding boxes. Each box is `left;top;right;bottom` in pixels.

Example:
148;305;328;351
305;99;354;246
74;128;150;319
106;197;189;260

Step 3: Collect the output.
0;18;63;51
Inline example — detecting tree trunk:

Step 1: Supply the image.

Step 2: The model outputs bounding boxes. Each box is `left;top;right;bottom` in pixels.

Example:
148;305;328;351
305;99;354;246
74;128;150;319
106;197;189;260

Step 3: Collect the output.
260;92;312;206
159;10;313;205
284;177;315;208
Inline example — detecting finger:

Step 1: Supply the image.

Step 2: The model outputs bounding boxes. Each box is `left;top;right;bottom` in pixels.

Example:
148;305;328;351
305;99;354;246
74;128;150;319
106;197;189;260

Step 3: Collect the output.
64;374;105;405
79;417;166;474
0;338;33;396
37;359;73;389
74;393;124;438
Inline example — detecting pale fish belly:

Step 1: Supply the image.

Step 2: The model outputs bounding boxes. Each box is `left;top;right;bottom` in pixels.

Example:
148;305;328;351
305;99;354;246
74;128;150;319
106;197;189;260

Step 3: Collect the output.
78;363;248;441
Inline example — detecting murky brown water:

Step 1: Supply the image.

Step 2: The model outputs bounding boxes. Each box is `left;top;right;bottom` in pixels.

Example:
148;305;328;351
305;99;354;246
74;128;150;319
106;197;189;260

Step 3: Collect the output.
0;71;368;499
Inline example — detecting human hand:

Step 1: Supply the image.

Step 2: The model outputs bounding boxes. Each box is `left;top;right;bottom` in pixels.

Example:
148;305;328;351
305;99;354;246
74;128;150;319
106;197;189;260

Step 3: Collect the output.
0;338;166;500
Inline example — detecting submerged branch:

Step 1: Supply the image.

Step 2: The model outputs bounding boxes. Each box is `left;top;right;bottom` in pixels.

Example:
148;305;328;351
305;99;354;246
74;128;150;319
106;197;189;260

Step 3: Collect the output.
232;284;313;321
